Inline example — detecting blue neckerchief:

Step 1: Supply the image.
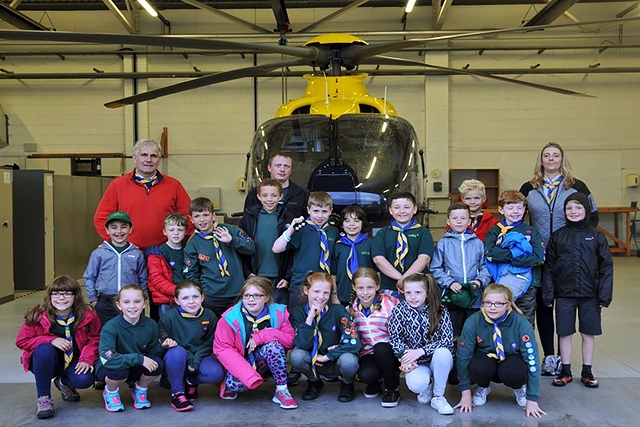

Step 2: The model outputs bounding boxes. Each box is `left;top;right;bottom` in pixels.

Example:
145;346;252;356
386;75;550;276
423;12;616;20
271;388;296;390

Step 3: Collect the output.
338;232;368;279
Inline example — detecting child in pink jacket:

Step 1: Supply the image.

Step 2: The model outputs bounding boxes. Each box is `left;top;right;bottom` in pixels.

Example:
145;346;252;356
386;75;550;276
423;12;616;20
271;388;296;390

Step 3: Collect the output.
214;276;296;409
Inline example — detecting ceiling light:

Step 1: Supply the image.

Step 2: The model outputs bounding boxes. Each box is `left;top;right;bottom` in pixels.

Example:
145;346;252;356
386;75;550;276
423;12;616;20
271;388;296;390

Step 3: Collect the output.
137;0;158;17
405;0;417;14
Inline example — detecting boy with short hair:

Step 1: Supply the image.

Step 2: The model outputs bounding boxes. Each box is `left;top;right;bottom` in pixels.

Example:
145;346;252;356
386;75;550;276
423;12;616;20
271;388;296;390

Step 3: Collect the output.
431;202;492;337
272;191;339;308
146;212;189;317
542;192;612;389
485;190;545;326
458;179;498;242
83;211;148;326
183;197;255;318
240;178;294;305
372;192;435;297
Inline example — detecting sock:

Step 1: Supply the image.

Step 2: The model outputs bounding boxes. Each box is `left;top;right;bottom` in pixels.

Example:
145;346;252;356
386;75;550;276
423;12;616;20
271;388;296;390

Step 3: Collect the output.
105;386;119;393
276;384;287;392
561;363;572;376
581;364;592;376
135;383;148;391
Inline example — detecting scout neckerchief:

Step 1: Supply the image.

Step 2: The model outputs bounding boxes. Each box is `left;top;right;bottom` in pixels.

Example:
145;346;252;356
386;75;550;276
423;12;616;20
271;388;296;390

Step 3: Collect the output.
495;219;522;246
357;296;378;318
196;225;230;277
481;306;511;361
338;233;368;280
132;169;159;193
241;305;271;369
471;212;483;230
306;219;331;273
390;219;421;272
56;313;75;369
543;175;563;205
177;306;203;319
305;303;328;374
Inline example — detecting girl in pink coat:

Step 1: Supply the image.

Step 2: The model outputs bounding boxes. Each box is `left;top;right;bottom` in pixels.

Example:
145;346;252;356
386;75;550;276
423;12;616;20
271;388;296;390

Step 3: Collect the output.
214;276;297;409
16;275;101;419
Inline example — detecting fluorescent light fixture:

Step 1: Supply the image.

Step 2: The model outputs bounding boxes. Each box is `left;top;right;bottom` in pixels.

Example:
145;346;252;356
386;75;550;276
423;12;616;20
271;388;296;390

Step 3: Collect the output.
263;141;268;150
402;172;408;181
137;0;158;17
405;0;417;13
408;152;413;166
365;156;377;180
355;183;363;189
381;121;388;133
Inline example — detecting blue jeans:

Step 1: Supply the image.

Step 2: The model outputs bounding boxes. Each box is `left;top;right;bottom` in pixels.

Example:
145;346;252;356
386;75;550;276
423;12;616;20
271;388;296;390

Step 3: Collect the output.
289;348;359;384
30;343;95;398
163;346;225;394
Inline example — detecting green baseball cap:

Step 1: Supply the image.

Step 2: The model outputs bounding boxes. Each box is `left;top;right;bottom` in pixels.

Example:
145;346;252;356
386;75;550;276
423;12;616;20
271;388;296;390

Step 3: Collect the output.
106;211;132;226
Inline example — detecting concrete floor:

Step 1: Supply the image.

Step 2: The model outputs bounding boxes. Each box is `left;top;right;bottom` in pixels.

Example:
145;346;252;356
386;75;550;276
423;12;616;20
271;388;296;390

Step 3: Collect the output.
1;257;639;426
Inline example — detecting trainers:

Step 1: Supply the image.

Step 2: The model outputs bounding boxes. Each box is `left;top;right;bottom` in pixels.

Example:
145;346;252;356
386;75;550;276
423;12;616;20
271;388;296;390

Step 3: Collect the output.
542;355;558;376
272;388;298;409
381;389;400;408
430;396;454;415
513;385;527;407
287;370;301;386
131;386;151;409
36;396;55;419
170;392;194;412
302;379;324;401
185;384;199;401
472;386;491;406
219;382;237;400
364;381;382;398
581;372;599;388
552;374;573;387
338;381;355;402
103;388;124;412
54;377;80;402
417;386;432;404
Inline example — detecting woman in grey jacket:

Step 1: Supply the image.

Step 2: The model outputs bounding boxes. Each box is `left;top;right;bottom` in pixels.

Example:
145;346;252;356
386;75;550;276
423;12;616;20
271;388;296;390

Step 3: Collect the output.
519;142;599;376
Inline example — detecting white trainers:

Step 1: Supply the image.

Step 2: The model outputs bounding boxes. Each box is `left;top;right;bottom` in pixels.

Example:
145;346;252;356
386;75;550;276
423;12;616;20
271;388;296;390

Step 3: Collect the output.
417;386;432;404
542;355;558;376
513;385;527;408
472;386;491;406
430;396;454;415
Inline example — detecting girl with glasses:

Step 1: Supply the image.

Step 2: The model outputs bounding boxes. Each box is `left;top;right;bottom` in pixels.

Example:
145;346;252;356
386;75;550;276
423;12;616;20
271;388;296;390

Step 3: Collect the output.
214;276;297;409
454;284;546;418
16;275;101;419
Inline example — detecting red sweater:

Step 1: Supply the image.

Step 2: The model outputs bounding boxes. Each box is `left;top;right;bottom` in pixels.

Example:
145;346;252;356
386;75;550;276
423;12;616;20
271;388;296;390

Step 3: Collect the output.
15;309;101;372
147;253;175;304
94;170;193;250
444;211;499;242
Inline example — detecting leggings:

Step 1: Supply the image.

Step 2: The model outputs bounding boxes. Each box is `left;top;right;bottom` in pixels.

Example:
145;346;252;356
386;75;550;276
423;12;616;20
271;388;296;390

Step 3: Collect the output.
164;346;225;394
289;348;359;384
357;342;400;390
404;347;453;397
468;352;527;389
30;343;95;398
536;286;556;356
96;355;164;382
224;341;289;392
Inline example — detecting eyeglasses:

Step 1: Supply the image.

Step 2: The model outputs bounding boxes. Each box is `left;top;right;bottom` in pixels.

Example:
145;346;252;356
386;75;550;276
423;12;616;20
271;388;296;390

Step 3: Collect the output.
51;291;75;298
482;301;507;308
242;293;264;300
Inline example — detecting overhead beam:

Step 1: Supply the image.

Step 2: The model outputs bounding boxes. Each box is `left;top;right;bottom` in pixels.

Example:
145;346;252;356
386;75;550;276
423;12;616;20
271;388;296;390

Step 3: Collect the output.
297;0;370;33
0;4;49;30
101;0;137;34
180;0;272;34
522;0;580;27
434;0;453;30
270;0;290;33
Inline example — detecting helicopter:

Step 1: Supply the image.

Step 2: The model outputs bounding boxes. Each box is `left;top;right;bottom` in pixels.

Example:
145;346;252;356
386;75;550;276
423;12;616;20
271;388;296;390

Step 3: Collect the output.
0;13;636;227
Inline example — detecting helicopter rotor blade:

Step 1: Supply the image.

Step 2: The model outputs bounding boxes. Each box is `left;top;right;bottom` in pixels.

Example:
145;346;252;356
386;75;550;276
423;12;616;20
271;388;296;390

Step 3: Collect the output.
0;28;323;60
341;15;640;66
366;55;594;97
105;58;308;108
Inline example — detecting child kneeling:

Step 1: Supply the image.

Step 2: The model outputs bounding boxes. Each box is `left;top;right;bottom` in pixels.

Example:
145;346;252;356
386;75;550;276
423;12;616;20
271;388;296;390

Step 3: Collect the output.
214;276;297;409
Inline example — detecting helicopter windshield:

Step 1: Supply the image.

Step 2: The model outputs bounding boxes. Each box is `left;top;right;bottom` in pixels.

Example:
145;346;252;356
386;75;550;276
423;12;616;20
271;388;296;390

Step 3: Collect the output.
249;114;421;222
